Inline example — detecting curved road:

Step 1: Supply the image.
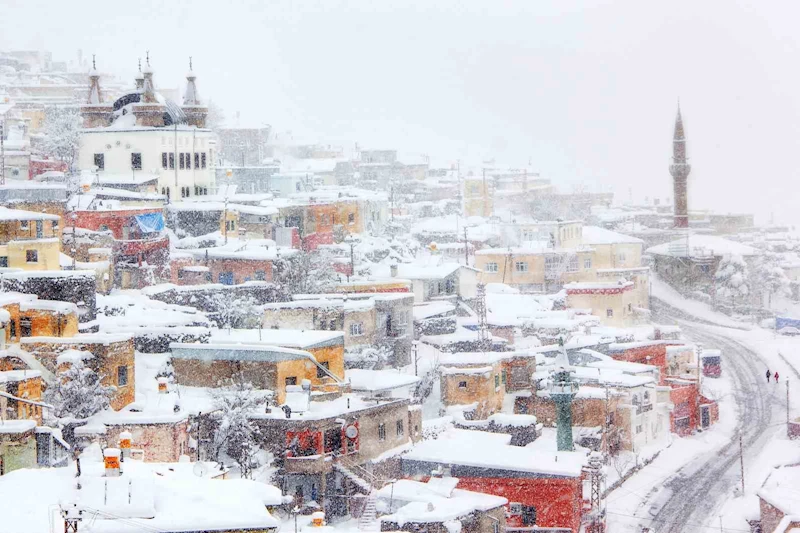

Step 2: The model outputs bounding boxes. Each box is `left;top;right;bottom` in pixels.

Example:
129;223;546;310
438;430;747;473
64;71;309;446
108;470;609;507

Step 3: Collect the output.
645;298;779;532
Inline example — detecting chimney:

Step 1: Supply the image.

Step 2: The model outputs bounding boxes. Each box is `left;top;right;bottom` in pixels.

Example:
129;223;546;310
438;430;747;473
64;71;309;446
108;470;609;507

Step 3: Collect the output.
103;448;121;477
157;377;169;394
390;264;398;278
119;431;132;461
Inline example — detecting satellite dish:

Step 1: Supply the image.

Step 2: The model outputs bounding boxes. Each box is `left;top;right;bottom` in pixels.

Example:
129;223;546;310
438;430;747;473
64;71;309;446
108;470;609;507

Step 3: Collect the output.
345;425;358;439
193;462;209;477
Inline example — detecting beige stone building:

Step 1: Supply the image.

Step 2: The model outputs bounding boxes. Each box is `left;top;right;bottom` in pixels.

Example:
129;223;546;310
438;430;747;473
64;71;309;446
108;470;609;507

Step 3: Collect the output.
474;223;647;293
564;280;647;327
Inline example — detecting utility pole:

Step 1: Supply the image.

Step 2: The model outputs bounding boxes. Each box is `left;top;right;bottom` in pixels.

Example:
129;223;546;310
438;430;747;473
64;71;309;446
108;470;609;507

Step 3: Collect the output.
223;169;232;244
739;431;745;495
413;341;419;377
696;343;703;430
0;119;4;185
463;227;469;266
787;380;791;437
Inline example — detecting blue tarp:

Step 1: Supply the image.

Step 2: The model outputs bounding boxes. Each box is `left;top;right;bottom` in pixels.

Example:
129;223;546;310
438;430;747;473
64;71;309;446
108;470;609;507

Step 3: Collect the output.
776;316;800;330
134;212;164;233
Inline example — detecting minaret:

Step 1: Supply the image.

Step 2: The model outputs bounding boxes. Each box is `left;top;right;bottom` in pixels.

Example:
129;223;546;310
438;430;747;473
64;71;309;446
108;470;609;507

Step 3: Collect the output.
669;104;691;228
80;55;113;128
181;57;208;128
133;52;166;127
134;58;144;92
549;338;578;452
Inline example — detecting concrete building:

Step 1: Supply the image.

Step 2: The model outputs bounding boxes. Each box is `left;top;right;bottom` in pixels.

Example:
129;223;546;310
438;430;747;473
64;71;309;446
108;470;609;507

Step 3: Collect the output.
77;58;216;203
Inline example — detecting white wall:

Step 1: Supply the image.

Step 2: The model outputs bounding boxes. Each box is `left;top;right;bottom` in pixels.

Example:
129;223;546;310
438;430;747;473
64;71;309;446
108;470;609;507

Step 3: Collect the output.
79;127;216;200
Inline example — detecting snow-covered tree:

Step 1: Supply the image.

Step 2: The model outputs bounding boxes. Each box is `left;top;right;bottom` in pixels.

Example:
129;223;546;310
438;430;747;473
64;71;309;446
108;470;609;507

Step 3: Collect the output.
207;292;263;330
44;359;114;421
273;249;339;295
755;256;790;308
715;254;750;307
210;376;269;479
39;106;81;170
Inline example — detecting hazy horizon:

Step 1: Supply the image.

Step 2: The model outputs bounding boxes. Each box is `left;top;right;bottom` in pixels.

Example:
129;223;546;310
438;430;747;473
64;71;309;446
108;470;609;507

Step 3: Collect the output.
3;0;799;226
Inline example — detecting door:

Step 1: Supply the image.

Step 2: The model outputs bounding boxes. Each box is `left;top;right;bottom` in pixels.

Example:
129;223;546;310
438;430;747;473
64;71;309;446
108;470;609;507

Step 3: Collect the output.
35;220;43;238
701;406;710;428
219;272;234;285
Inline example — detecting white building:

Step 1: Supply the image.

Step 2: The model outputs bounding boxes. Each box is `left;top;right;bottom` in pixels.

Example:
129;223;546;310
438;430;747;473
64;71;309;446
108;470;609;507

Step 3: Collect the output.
77;58;216;202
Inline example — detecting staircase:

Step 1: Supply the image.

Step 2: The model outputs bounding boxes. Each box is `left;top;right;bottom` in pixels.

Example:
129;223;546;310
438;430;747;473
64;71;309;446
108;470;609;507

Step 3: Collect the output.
332;461;372;494
357;490;379;532
334;458;382;531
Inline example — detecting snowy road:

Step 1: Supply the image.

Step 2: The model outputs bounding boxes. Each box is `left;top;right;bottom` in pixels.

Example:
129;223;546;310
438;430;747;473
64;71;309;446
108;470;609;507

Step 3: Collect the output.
646;298;780;532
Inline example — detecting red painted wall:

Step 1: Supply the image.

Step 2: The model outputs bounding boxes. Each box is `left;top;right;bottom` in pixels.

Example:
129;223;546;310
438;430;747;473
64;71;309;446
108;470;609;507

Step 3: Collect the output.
455;476;583;532
74;208;163;240
610;343;667;383
669;383;698;436
29;158;67;179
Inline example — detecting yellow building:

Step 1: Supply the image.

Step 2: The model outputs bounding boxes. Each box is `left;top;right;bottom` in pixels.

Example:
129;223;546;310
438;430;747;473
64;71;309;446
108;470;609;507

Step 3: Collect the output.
564;280;646;327
474;224;646;293
462;175;493;217
440;361;506;419
0;207;61;271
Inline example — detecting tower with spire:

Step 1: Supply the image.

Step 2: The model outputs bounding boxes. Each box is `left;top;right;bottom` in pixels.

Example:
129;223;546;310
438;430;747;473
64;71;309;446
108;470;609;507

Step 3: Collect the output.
134;58;144;92
132;52;166;127
80;55;113;128
669;104;691;228
181;57;208;128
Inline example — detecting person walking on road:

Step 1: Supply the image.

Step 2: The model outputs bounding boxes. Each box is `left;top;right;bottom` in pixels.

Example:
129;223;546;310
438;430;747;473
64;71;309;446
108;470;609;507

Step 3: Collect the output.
775;371;779;383
767;369;772;382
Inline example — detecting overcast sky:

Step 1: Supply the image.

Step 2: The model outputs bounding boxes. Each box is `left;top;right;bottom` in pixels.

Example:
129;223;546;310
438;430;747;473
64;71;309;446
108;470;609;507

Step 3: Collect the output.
3;1;799;225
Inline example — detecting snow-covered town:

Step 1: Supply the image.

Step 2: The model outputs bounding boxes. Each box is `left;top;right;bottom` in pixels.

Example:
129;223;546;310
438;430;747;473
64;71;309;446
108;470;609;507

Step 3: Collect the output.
1;3;800;533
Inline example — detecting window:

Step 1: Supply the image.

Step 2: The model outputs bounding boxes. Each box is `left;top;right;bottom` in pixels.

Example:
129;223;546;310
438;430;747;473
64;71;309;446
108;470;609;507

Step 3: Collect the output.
201;153;207;168
396;419;404;437
131;153;142;170
329;321;336;331
51;220;58;231
0;257;7;268
316;361;330;378
254;270;266;281
567;255;579;272
521;506;537;526
117;365;128;386
20;318;31;337
458;381;468;389
515;261;528;273
348;213;355;224
285;377;297;386
494;374;500;389
20;220;29;231
485;262;498;273
618;252;626;262
179;153;185;169
378;423;386;441
607;308;614;318
162;152;168;169
194;153;200;168
94;153;104;170
319;320;328;330
185;152;192;169
502;370;507;385
25;250;38;263
636;424;643;434
350;322;363;336
584;258;592;269
169;153;175;169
